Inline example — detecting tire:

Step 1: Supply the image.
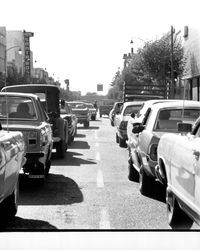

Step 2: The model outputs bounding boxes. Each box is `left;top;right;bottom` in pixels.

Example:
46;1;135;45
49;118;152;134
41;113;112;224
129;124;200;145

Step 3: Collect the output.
56;139;65;158
111;121;114;126
166;191;193;228
100;114;102;117
84;121;89;128
2;180;19;219
128;157;139;182
45;159;51;176
116;133;119;143
139;167;153;196
119;137;126;148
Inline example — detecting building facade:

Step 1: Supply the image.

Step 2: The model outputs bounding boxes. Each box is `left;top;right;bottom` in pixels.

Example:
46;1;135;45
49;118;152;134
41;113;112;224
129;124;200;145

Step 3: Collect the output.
182;26;200;101
0;27;6;89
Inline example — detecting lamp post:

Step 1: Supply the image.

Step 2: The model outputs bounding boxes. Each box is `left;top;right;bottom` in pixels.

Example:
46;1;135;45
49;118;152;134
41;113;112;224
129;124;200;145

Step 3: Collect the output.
4;45;22;87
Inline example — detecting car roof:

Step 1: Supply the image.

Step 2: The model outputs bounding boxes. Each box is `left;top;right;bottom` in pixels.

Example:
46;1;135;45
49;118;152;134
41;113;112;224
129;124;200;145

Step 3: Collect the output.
0;92;39;99
123;101;144;107
150;100;200;111
2;84;60;93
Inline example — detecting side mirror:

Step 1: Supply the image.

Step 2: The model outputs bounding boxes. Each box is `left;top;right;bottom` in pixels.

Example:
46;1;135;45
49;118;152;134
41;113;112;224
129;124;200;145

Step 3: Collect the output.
178;122;192;133
131;113;135;118
132;124;145;134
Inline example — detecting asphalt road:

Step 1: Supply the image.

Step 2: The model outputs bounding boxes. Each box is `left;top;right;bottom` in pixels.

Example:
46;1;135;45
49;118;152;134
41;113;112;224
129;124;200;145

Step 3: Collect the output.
1;116;199;231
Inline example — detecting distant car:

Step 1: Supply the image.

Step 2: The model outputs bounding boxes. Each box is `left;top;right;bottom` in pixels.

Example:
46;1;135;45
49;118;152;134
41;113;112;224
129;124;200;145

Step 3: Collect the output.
0;92;53;180
85;103;97;120
99;99;115;117
115;101;144;147
129;100;200;196
109;102;123;126
0;124;26;219
68;101;90;128
157;120;200;227
60;101;78;144
2;84;69;159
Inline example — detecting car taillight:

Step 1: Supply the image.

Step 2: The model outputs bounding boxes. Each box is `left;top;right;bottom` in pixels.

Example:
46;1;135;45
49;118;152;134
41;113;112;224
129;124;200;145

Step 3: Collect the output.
40;129;48;146
149;144;158;161
119;121;128;130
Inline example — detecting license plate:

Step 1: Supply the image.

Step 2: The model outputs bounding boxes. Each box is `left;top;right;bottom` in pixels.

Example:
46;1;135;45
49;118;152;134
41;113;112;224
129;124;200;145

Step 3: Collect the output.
29;175;44;178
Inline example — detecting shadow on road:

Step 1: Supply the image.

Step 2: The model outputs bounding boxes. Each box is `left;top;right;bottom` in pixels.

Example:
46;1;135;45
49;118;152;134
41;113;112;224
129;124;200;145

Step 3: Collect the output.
51;151;96;167
0;216;57;231
19;174;84;206
69;140;90;149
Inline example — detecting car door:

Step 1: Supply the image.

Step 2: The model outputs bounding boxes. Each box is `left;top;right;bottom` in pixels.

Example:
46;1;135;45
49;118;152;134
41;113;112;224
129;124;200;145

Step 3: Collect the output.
170;134;196;205
3;137;19;197
0;145;6;201
190;124;200;211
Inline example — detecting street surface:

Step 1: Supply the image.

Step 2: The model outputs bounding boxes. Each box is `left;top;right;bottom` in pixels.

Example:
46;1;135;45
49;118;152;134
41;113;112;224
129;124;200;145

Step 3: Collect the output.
1;116;199;230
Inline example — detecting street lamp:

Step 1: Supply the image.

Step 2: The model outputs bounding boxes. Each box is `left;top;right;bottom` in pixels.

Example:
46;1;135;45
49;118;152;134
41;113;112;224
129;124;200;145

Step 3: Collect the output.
5;45;22;87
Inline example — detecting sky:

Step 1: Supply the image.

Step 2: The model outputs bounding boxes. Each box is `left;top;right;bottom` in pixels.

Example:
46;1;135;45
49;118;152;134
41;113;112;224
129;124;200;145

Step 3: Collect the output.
0;0;199;95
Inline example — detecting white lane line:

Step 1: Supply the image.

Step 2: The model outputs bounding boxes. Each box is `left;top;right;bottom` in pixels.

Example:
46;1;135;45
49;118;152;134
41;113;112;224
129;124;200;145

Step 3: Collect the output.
95;151;101;161
95;130;98;139
97;169;104;188
99;207;111;229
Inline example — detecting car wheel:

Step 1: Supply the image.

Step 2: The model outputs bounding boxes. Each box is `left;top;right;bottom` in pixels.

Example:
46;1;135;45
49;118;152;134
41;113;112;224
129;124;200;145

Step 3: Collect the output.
166;191;193;228
111;121;114;126
56;139;65;158
100;114;102;117
45;159;51;176
139;167;153;196
128;157;139;182
116;133;119;143
119;137;126;148
2;180;19;219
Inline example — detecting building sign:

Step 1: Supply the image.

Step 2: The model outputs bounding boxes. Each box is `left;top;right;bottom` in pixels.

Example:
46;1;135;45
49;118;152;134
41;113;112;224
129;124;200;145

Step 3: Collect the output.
97;84;103;91
23;30;34;81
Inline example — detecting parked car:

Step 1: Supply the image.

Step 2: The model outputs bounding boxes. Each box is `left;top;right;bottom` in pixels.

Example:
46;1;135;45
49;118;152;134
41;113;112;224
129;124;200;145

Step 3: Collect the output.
115;101;144;147
85;103;97;120
68;101;90;128
2;84;69;158
60;101;78;144
129;100;200;196
0;92;53;180
99;99;115;117
157;120;200;227
109;102;123;126
0;124;26;219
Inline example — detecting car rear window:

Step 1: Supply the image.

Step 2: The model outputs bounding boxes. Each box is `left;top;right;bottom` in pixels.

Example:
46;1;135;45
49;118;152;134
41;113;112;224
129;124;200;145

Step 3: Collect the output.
0;96;37;120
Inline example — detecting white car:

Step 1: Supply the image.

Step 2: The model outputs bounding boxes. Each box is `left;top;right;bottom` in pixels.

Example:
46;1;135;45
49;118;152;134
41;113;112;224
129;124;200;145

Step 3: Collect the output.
157;118;200;228
0;125;26;219
115;101;143;147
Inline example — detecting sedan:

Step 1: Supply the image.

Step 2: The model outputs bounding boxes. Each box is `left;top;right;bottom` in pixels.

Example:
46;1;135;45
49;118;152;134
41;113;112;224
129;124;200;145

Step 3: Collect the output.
157;119;200;228
129;100;200;196
115;101;143;147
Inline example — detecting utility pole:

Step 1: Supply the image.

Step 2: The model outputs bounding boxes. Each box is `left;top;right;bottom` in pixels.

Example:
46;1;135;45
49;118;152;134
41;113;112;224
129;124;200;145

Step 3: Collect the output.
171;25;175;99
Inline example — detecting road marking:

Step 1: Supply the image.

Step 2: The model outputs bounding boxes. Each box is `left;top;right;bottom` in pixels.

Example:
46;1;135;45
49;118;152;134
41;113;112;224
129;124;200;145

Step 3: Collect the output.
99;207;111;229
95;151;101;161
97;169;104;188
95;130;98;139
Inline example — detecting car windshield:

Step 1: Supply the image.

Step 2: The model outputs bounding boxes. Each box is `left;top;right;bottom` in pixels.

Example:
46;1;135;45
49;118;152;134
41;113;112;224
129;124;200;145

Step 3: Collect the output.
124;105;143;116
155;108;200;131
0;96;37;120
85;104;94;108
69;103;87;109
